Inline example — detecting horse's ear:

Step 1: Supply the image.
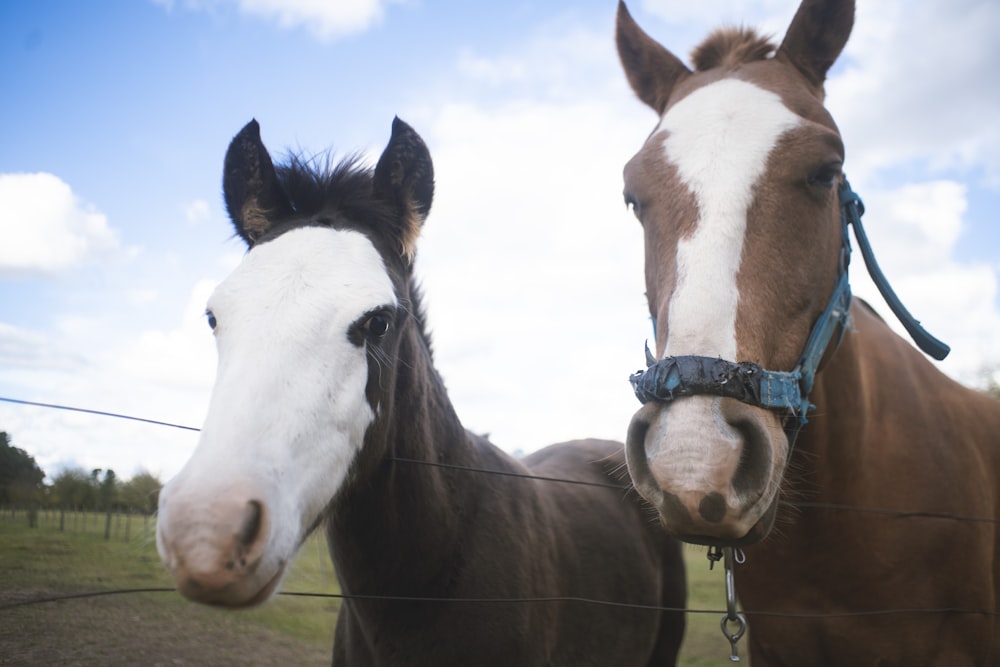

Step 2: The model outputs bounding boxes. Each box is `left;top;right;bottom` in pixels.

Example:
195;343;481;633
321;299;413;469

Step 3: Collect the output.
615;1;691;114
373;117;434;261
777;0;854;91
222;120;293;247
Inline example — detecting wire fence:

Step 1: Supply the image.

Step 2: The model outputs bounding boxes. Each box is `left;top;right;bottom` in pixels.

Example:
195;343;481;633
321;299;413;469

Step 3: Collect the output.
1;506;154;543
1;394;998;624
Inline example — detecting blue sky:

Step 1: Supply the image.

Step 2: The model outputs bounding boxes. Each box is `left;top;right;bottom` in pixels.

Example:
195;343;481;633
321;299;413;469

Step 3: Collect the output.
2;0;999;482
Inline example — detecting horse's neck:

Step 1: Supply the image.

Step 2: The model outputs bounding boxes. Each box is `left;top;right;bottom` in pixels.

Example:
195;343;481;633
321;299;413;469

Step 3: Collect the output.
328;318;501;592
386;323;477;467
793;302;962;498
792;306;888;488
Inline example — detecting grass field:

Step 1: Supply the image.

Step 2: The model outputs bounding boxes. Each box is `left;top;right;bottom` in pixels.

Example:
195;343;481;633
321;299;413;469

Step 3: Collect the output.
0;511;745;665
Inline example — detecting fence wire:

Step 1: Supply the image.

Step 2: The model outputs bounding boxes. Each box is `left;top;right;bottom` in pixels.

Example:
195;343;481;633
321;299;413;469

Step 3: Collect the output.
2;394;998;621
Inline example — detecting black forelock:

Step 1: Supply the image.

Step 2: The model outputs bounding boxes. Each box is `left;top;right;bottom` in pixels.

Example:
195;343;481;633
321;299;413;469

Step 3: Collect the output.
276;152;375;217
260;152;404;266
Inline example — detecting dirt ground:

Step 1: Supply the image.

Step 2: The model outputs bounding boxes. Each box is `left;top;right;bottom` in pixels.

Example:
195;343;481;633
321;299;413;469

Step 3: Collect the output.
0;588;331;667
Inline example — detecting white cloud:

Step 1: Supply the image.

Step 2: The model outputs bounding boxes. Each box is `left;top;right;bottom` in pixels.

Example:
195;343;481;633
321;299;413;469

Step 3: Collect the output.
856;181;967;275
453;21;626;102
641;0;792;32
184;198;213;226
408;26;657;451
0;172;120;275
0;280;221;481
0;323;87;373
158;0;392;41
825;1;1000;184
635;0;795;66
0;394;202;483
114;279;219;391
127;288;160;305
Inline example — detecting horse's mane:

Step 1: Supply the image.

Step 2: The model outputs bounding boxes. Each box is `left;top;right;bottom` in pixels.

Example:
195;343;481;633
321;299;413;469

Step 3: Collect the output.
691;27;776;71
406;280;437;360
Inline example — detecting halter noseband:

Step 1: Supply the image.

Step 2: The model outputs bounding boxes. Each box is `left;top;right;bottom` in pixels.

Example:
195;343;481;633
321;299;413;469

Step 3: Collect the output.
629;178;950;447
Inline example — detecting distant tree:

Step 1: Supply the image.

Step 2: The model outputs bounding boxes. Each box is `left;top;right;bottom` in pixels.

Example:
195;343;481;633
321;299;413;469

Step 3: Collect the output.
119;471;162;514
0;431;46;505
50;467;97;509
985;380;1000;400
98;469;118;510
978;366;1000;400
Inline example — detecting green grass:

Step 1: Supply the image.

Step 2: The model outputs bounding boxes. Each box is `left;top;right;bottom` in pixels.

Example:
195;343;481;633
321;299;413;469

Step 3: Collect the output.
0;511;747;665
1;511;167;591
0;510;337;665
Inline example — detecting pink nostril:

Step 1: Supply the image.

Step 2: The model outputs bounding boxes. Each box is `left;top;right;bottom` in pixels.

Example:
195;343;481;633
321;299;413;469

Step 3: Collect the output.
239;500;263;547
223;500;265;572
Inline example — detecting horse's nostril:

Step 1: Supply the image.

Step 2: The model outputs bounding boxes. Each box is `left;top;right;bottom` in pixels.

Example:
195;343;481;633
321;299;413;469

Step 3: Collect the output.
730;416;772;498
238;500;263;547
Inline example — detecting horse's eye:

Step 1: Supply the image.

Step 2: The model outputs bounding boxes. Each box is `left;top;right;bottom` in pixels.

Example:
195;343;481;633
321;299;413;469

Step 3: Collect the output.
206;310;217;331
364;312;390;339
808;162;842;188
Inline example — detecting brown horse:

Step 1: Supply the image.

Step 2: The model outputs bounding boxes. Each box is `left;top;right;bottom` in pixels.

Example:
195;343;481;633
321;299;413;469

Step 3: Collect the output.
155;117;686;665
615;0;1000;664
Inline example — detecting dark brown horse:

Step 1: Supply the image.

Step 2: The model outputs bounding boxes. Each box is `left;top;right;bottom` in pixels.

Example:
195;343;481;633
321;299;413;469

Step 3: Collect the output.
615;0;1000;664
155;117;686;665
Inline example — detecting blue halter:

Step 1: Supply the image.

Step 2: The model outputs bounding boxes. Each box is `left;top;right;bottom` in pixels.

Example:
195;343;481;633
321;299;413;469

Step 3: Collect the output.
629;178;950;447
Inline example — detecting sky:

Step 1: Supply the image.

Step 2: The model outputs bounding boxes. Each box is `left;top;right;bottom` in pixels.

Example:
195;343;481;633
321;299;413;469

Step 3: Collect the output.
1;0;998;484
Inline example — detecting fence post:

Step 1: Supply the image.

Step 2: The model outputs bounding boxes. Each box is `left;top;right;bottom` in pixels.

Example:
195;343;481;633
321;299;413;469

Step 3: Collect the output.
104;508;112;541
59;506;65;531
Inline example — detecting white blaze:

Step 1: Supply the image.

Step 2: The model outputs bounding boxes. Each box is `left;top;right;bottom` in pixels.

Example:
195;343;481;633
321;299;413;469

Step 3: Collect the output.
160;226;396;572
658;79;801;359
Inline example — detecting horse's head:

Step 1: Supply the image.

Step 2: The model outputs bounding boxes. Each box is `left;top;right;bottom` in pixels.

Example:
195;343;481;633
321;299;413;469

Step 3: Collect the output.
156;118;434;606
616;0;853;545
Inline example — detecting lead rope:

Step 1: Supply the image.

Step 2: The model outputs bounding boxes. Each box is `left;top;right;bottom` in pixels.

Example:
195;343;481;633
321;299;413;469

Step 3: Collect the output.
708;546;748;661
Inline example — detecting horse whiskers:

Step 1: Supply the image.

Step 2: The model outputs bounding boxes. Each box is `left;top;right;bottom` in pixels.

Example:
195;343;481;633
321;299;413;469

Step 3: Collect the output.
366;345;396;394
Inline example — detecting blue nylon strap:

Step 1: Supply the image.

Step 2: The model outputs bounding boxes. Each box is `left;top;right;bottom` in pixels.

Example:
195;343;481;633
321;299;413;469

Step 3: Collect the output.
793;271;853;404
630;354;798;407
841;179;950;361
757;369;804;411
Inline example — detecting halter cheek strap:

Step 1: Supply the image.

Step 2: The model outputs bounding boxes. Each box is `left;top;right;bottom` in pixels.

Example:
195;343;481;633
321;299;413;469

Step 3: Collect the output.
629;178;949;448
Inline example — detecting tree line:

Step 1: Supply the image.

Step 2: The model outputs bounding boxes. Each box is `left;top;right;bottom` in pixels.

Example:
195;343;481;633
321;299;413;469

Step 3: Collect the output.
0;430;161;514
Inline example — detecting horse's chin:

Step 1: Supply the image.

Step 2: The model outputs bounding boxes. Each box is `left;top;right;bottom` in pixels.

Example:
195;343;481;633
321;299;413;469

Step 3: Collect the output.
227;564;286;609
174;559;288;609
668;497;779;548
